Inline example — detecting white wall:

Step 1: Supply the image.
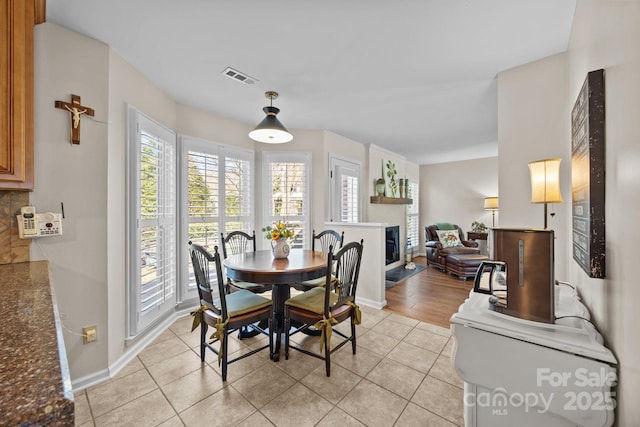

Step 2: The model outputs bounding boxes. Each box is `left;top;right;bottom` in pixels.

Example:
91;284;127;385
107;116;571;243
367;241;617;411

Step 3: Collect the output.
32;23;111;379
419;157;499;252
567;2;640;424
497;53;570;280
326;222;386;309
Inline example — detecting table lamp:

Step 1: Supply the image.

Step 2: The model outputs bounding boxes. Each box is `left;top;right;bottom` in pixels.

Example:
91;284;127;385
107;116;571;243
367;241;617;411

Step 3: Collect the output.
528;158;563;228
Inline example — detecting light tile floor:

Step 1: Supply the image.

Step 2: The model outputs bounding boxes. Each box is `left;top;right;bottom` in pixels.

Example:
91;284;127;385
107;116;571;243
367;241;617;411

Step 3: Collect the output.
74;306;463;426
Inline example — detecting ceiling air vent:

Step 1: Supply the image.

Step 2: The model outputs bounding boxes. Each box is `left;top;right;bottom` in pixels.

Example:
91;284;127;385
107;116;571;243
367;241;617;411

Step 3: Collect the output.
222;67;258;85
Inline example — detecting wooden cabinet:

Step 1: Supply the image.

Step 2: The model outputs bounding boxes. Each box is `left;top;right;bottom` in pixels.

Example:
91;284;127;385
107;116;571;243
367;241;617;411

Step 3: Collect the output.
0;0;36;190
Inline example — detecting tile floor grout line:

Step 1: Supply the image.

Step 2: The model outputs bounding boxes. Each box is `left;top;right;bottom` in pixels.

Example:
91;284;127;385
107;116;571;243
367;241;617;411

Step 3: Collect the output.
89;387;164;425
78;306;464;426
227;381;271;426
79;389;98;427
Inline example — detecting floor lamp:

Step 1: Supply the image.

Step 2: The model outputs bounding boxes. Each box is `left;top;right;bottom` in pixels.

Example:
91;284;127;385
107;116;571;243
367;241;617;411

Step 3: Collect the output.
483;197;499;227
528;158;563;229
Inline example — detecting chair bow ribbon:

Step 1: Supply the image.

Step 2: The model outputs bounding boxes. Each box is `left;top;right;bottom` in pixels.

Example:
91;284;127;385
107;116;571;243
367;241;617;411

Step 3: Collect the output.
210;317;230;365
190;305;208;332
314;315;338;353
346;301;362;325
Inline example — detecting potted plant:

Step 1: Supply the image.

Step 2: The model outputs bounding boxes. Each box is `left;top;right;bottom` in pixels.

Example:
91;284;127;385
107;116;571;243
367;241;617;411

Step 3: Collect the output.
471;221;487;233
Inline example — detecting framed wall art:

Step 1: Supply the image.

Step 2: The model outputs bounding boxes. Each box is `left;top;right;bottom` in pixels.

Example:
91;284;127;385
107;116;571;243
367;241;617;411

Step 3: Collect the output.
571;69;606;278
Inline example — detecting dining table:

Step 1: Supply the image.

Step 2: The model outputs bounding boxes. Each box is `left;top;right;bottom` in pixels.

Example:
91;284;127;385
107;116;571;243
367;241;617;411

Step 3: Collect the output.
223;249;328;361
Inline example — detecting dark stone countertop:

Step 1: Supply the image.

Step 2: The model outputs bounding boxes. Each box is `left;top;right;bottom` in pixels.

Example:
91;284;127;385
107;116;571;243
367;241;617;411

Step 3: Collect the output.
0;261;74;426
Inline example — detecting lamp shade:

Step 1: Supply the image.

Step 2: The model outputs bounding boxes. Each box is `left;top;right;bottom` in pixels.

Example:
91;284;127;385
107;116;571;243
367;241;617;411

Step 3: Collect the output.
483;197;499;210
249;91;293;144
528;158;563;204
249;106;293;143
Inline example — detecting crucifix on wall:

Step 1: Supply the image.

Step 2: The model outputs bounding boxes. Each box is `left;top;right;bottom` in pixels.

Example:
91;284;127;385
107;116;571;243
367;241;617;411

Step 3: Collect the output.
54;94;95;145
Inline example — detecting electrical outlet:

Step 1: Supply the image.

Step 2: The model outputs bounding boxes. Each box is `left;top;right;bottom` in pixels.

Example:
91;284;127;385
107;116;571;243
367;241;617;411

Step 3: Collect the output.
83;325;97;344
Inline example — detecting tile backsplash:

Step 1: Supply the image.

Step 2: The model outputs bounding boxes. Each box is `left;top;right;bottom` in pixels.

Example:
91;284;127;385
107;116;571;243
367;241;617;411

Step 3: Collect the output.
0;190;31;264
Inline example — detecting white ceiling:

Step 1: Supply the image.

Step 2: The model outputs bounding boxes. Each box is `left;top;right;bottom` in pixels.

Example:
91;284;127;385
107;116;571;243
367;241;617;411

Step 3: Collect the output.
46;0;576;165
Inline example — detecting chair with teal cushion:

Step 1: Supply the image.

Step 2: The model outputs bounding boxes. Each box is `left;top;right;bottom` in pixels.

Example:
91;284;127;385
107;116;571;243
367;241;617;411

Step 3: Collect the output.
292;229;344;291
284;240;363;376
189;243;272;381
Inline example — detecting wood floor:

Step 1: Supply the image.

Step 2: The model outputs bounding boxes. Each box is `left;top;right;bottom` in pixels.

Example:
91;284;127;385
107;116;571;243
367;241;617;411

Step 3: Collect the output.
383;256;473;329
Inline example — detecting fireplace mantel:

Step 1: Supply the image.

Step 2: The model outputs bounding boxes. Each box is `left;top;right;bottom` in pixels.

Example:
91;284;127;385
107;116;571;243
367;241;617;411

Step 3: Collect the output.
370;196;413;205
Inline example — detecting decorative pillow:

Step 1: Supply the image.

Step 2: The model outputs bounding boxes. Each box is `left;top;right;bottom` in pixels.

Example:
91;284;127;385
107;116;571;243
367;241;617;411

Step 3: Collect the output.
436;229;463;248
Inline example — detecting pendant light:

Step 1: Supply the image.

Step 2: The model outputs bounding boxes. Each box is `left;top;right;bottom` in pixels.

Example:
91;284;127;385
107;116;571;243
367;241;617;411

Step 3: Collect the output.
249;91;293;143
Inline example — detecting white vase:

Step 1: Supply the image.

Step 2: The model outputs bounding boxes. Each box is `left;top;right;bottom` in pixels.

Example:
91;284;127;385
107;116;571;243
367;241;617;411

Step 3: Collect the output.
271;238;290;259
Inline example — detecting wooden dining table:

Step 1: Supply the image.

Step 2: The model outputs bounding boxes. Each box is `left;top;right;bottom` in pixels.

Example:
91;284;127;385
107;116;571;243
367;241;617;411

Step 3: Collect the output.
223;249;328;361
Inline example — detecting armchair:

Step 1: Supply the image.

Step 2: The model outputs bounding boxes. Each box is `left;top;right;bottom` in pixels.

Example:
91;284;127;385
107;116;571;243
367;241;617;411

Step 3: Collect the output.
425;224;480;272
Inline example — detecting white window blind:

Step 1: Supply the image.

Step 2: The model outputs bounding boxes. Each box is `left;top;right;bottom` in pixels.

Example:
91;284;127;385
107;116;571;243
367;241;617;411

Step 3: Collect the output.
223;153;252;232
187;149;220;249
179;137;254;300
263;152;311;248
128;108;177;336
329;155;361;223
340;174;359;223
407;178;420;250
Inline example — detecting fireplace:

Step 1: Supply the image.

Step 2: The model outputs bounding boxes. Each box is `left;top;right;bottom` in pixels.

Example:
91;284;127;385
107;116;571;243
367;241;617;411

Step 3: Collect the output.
385;226;400;265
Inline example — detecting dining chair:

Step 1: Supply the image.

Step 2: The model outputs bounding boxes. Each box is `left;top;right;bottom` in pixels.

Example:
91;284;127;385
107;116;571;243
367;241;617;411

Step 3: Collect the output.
189;243;272;381
284;239;364;376
291;229;344;291
221;231;272;294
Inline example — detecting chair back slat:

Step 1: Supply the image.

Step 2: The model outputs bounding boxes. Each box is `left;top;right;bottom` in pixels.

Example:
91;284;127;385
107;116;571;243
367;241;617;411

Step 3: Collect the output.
312;229;344;253
324;240;363;316
221;231;257;258
189;243;228;318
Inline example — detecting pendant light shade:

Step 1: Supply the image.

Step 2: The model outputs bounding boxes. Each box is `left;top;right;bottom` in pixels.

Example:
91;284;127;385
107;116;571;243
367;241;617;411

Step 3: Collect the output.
249;91;293;144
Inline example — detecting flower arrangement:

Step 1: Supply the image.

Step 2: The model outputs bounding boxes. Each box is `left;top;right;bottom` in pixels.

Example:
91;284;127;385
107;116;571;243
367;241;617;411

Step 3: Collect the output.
262;221;296;241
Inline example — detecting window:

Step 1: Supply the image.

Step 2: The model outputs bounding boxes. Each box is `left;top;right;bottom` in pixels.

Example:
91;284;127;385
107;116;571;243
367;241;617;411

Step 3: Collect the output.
127;108;177;337
263;152;311;248
406;178;420;251
179;137;254;301
329;156;361;223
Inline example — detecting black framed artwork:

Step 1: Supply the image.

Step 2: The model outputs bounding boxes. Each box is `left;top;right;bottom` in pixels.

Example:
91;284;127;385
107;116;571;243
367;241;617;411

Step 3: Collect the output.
571;69;606;278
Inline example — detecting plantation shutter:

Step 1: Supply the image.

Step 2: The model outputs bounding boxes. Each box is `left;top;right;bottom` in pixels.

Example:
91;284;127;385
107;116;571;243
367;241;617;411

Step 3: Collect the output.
264;152;311;249
339;170;359;223
329;156;361;223
186;150;220;249
223;149;253;233
129;109;177;336
406;179;420;250
179;138;254;299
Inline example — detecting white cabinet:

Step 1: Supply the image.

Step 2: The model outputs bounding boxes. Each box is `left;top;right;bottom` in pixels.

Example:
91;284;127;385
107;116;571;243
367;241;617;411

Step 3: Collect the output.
451;285;616;427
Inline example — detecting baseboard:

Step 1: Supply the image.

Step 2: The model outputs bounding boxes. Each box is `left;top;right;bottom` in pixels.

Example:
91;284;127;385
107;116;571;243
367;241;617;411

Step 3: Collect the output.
70;368;110;393
71;306;195;393
356;296;387;310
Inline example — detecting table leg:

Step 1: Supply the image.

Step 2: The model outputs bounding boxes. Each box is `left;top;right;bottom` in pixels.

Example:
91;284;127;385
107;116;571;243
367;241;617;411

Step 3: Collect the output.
270;283;290;361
